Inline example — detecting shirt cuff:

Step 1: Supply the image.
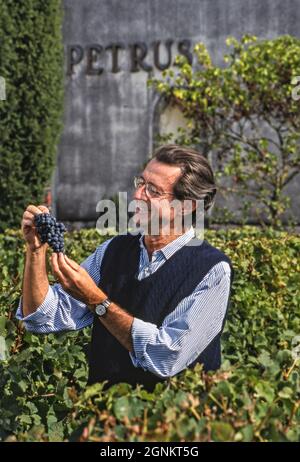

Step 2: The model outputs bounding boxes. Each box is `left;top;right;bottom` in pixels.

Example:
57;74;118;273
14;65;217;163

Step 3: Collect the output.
15;286;57;327
129;317;157;368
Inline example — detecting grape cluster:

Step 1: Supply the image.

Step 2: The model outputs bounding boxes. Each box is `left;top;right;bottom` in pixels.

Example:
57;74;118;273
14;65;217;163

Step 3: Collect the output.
34;213;67;253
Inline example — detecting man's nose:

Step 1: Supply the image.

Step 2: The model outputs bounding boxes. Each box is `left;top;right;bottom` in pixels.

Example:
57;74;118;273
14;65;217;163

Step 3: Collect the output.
133;184;147;201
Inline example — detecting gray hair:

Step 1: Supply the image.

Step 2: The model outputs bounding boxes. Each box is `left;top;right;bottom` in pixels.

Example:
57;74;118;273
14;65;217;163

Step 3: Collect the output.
152;144;217;213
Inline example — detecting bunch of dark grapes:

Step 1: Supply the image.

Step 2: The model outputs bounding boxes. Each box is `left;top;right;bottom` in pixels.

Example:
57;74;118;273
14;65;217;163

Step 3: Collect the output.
34;213;67;253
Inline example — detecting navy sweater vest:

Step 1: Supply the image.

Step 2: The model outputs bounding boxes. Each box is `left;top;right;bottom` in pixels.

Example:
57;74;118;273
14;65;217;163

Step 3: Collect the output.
88;233;234;391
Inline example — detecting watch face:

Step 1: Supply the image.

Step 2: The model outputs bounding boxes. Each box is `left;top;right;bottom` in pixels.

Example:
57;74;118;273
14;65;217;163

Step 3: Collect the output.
95;304;106;316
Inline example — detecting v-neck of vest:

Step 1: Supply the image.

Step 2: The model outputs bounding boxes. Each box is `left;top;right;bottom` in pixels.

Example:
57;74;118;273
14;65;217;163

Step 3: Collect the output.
132;236;207;282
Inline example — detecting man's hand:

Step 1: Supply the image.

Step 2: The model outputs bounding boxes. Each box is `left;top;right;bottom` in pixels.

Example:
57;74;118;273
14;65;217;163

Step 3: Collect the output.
50;253;104;307
52;254;134;353
21;204;50;252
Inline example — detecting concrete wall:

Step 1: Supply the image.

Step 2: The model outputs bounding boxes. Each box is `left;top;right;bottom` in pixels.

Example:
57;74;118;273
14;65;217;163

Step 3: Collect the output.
54;0;300;227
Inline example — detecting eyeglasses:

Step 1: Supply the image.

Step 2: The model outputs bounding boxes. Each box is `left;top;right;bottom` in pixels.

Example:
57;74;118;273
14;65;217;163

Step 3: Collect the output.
133;176;174;199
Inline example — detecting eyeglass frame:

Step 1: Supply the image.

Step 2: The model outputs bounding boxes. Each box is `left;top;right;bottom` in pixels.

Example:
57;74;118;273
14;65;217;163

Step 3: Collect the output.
133;175;175;199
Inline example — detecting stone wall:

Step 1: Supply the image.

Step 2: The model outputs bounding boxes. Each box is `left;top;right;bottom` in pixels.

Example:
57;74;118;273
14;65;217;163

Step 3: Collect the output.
54;0;300;227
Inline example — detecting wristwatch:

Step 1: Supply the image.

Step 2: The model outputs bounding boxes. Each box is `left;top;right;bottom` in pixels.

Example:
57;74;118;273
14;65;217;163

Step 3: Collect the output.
95;297;112;317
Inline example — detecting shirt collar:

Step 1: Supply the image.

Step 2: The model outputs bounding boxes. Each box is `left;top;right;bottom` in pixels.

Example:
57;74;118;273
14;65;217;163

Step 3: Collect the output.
138;226;195;261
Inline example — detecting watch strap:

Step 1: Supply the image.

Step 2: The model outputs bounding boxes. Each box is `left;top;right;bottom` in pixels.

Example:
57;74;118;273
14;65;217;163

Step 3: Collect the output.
101;297;111;309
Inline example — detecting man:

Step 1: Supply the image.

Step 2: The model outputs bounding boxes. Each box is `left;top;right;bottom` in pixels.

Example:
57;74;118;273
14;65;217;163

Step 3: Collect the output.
17;144;234;391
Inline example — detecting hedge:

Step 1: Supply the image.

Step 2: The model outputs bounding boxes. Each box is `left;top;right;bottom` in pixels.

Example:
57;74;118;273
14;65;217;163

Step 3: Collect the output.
0;227;299;442
0;0;64;231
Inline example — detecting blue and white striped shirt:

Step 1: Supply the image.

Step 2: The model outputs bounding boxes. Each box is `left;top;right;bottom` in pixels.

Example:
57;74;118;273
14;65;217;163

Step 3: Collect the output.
16;227;231;379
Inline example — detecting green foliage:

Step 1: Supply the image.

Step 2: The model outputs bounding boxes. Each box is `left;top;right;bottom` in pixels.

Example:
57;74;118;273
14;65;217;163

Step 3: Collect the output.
0;227;299;441
148;35;300;228
0;1;64;231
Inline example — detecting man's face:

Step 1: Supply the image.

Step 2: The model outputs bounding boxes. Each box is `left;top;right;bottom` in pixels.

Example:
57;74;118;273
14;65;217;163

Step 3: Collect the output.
132;159;184;234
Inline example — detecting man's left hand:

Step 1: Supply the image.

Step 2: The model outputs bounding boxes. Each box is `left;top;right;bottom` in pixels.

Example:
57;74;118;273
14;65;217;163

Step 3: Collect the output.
50;253;103;306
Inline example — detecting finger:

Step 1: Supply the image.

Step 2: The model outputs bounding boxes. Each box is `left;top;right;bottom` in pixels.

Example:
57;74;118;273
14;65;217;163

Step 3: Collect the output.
51;254;68;286
57;252;77;278
51;253;69;286
37;205;50;214
23;210;35;220
22;219;34;228
26;204;44;215
64;255;80;271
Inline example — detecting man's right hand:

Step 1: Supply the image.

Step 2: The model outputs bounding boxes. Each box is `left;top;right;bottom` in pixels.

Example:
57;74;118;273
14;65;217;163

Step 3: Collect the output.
21;204;50;252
